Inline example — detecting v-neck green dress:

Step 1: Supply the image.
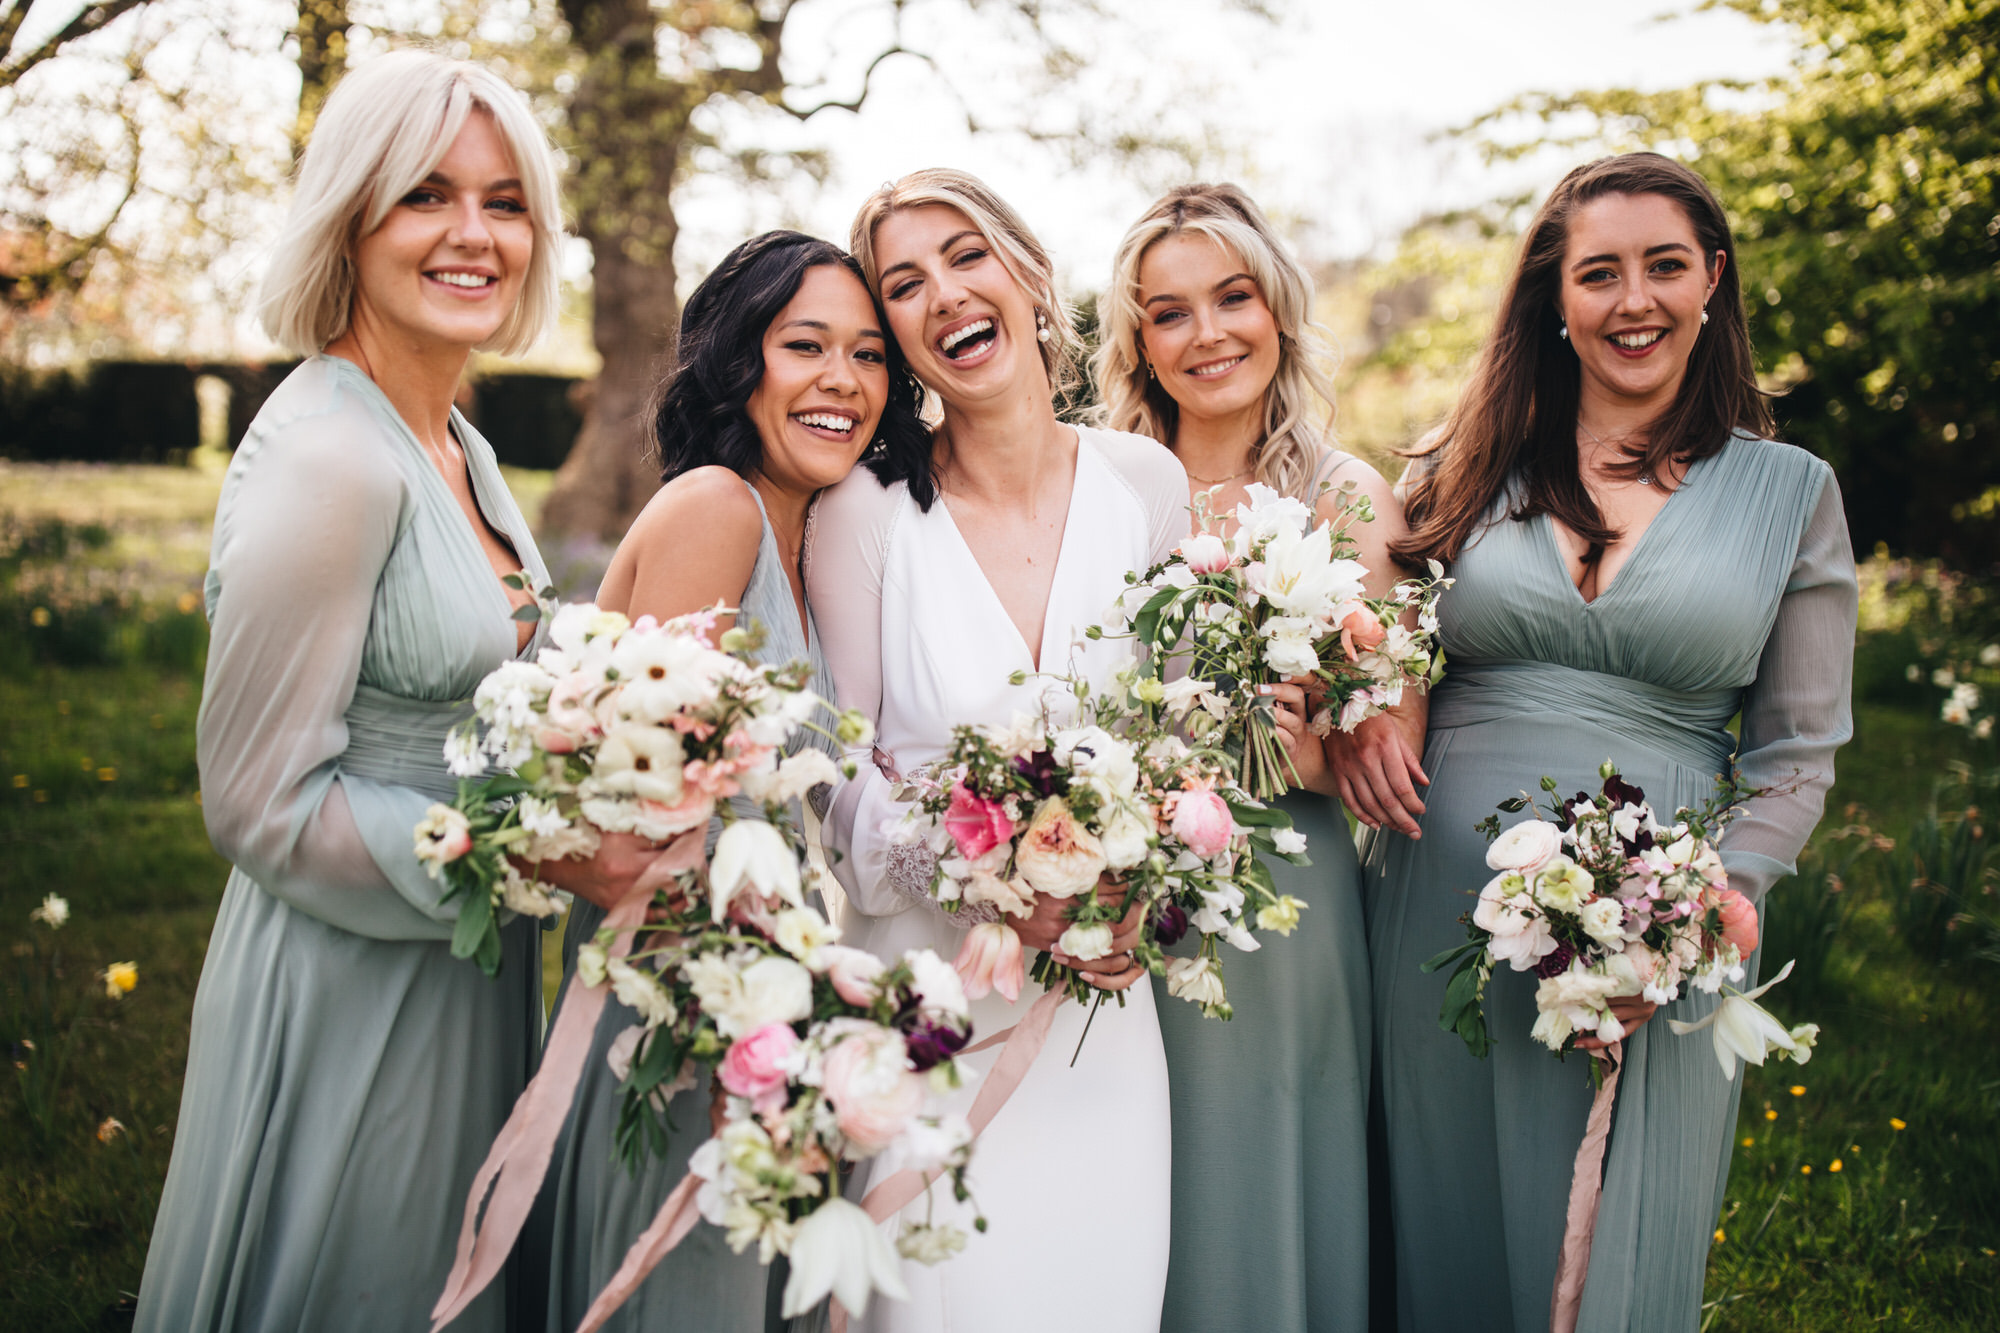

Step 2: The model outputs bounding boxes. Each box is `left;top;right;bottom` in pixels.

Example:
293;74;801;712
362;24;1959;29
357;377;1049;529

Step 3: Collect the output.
522;480;838;1333
136;356;548;1333
1363;434;1856;1333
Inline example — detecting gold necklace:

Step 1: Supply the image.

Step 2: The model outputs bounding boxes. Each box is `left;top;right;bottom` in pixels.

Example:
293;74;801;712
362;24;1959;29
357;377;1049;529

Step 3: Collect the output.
1576;420;1654;486
1184;462;1254;487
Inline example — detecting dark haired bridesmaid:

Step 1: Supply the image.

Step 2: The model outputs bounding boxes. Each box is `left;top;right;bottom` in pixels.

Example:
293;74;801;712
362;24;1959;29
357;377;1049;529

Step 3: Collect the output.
523;229;928;1332
1365;152;1856;1331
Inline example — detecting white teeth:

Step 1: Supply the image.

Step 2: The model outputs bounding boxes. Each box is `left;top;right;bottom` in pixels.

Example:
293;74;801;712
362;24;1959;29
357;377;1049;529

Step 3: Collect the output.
1188;356;1245;378
939;318;993;353
1613;330;1664;349
430;271;494;289
794;412;855;434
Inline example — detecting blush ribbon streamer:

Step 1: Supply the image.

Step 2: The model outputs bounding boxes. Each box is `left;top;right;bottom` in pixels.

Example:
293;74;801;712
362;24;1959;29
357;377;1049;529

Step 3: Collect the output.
1550;1042;1623;1333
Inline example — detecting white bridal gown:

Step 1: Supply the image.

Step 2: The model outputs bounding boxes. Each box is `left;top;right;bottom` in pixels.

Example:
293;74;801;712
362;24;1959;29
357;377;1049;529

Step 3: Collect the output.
808;425;1186;1332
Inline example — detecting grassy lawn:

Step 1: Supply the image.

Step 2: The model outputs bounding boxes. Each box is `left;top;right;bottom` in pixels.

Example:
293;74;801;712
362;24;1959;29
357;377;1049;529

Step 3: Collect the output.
3;470;1996;1329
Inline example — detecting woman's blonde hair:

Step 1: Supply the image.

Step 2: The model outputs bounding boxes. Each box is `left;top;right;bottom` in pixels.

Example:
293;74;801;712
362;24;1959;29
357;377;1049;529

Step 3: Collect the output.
258;49;565;357
1093;183;1338;504
848;167;1084;410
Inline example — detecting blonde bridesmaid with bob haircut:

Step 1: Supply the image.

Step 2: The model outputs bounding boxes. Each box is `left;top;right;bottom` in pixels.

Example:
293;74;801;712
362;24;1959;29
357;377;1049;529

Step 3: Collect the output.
138;49;673;1333
1094;181;1423;1331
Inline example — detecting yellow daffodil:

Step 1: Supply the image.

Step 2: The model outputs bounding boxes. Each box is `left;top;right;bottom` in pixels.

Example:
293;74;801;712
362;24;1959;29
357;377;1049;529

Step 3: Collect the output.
1890;1117;1907;1131
101;961;138;998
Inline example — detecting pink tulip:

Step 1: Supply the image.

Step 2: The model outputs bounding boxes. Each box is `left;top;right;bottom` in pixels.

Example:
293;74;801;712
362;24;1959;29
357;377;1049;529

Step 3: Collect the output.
944;783;1014;861
1180;531;1231;574
954;922;1025;1003
1173;788;1235;859
719;1022;800;1113
1339;607;1388;661
1707;886;1760;957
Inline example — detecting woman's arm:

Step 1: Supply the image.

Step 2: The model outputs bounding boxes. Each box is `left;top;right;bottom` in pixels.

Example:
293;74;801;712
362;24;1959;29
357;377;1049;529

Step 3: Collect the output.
1722;466;1858;903
597;466;763;627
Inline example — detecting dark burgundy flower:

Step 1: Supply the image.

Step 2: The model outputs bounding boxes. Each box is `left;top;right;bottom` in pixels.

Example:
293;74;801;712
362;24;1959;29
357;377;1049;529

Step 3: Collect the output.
902;1015;969;1071
1013;749;1062;797
1152;901;1190;947
1533;943;1576;979
1602;773;1647;810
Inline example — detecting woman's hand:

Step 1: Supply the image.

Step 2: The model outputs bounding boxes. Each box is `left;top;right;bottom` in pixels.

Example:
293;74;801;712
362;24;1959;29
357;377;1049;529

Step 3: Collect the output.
1576;996;1658;1052
1266;678;1338;797
515;832;686;913
1323;709;1429;838
1014;877;1149;992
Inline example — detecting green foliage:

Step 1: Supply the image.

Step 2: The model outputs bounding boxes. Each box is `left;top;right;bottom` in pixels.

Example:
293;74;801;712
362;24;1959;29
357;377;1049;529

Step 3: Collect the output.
1467;0;2000;563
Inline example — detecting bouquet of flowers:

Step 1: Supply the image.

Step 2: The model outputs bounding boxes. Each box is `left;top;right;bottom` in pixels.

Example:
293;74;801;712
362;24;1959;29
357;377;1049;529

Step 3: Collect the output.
1423;761;1818;1079
894;672;1310;1023
1099;482;1450;799
412;589;864;975
577;831;982;1318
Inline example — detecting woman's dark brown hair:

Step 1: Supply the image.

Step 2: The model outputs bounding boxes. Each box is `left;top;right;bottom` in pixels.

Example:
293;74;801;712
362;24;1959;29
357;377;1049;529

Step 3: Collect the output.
1393;152;1773;568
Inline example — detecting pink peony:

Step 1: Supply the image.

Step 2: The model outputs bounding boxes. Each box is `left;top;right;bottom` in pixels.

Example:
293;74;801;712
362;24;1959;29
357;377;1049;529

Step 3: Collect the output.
719;1022;800;1113
1339;606;1388;661
953;921;1025;1002
820;1026;925;1156
1179;531;1232;575
944;783;1014;862
1172;788;1235;859
1707;886;1760;957
816;945;887;1006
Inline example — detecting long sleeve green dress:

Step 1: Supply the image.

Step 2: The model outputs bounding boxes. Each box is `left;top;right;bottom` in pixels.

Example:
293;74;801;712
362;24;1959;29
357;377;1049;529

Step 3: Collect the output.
1363;434;1856;1333
136;355;548;1332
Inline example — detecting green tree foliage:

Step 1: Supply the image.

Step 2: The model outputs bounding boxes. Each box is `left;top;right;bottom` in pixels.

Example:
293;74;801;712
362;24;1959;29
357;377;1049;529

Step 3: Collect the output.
1465;0;2000;564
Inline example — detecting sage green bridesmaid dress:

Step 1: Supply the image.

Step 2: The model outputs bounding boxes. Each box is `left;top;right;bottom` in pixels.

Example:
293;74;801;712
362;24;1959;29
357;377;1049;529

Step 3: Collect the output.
1363;434;1856;1333
1153;791;1371;1332
524;480;837;1333
136;355;549;1333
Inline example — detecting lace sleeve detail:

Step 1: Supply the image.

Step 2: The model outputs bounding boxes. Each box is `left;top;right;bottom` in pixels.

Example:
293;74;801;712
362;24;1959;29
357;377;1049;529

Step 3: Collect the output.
881;840;995;929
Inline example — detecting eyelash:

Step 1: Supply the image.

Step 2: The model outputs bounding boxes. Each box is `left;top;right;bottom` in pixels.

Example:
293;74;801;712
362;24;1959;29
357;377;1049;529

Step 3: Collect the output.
398;189;527;215
1580;259;1689;285
886;247;988;302
1151;290;1254;325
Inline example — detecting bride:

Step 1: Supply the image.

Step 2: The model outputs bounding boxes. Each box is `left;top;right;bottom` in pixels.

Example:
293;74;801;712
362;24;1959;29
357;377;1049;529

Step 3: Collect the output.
807;168;1186;1331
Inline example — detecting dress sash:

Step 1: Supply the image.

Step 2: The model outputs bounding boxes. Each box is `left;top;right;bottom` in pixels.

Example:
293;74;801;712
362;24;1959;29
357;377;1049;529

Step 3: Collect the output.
339;683;472;801
1429;660;1739;775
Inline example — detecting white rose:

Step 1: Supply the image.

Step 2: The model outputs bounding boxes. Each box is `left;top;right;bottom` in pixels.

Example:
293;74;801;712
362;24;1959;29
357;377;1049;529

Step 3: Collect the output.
1097;804;1154;871
1056;921;1114;961
1486;820;1563;874
1579;898;1627;945
723;956;814;1038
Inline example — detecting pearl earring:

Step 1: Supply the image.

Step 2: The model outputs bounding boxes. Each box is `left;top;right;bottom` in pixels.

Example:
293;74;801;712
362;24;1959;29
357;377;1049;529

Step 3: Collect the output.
1146;361;1157;379
1700;308;1710;325
1034;308;1052;343
1558;321;1569;340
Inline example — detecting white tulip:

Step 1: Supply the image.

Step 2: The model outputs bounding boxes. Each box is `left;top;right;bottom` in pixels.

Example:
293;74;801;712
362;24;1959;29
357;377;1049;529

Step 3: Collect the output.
780;1197;910;1318
1666;959;1810;1079
710;819;804;919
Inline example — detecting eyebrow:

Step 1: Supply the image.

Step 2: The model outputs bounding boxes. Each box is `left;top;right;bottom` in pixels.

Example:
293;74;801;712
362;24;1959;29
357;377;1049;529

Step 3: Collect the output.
1571;242;1695;271
1143;272;1257;308
877;230;985;285
778;318;886;339
423;171;524;193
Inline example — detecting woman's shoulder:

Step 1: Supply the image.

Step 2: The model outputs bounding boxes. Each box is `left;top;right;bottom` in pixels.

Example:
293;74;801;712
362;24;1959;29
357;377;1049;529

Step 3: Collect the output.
1074;423;1187;505
1713;430;1835;493
228;358;407;503
627;465;765;548
817;461;912;533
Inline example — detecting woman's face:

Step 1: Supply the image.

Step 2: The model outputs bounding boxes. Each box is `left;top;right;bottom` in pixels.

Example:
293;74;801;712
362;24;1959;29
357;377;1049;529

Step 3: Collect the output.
744;263;892;493
870;204;1046;408
1557;191;1723;415
1135;233;1282;430
351;111;534;353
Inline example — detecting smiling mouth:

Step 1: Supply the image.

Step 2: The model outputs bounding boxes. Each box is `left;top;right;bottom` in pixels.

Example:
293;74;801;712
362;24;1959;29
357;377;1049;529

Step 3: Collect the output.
427;270;498;290
1187;355;1246;379
937;317;996;360
1610;329;1665;350
792;411;858;438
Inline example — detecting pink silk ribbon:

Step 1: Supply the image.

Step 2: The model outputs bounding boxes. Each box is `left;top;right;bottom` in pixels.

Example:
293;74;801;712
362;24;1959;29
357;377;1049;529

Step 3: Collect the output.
1550;1043;1623;1333
429;832;704;1332
574;1171;705;1333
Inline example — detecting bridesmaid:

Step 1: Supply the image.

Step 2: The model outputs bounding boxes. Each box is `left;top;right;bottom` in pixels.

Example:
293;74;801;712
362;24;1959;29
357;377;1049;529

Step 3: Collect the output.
1093;182;1423;1332
137;51;672;1333
1365;152;1856;1332
523;229;927;1331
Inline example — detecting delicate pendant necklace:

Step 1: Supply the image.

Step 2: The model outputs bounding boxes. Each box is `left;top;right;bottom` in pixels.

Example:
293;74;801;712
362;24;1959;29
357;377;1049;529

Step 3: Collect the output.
1577;420;1655;486
1184;462;1254;487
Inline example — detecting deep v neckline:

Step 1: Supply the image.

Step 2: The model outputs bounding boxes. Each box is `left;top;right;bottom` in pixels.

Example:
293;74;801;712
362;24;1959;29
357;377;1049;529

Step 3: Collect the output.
1539;452;1706;609
931;433;1090;673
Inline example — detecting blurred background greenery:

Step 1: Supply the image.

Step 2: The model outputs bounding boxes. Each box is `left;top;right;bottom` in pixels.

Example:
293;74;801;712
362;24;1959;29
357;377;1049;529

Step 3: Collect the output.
4;0;1998;1328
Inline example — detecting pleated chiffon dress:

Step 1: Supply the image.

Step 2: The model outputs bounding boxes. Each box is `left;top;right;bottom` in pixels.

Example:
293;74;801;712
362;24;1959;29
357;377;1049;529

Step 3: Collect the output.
523;479;838;1333
136;356;549;1333
1363;433;1856;1333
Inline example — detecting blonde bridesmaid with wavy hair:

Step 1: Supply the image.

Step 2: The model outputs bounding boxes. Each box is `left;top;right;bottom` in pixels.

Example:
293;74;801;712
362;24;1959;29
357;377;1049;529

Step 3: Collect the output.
137;50;673;1333
1093;181;1427;1332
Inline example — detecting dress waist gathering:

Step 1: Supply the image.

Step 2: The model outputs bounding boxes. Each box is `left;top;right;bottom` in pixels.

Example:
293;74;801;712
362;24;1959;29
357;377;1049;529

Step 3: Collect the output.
339;682;471;800
1428;659;1739;774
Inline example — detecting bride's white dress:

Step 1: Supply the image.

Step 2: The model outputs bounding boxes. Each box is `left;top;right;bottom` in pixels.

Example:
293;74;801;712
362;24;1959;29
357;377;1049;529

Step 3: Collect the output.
809;425;1186;1332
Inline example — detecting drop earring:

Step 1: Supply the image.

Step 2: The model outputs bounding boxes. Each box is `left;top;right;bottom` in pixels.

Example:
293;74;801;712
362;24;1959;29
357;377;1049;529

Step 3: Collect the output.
1700;308;1710;325
1145;361;1157;379
1035;308;1052;343
1559;320;1569;340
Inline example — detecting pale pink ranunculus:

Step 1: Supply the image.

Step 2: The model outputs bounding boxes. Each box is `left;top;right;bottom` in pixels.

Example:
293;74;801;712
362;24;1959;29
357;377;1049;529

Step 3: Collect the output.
1486;819;1564;875
1338;606;1388;661
817;945;888;1006
821;1026;925;1156
719;1022;801;1113
1707;886;1760;957
1014;797;1108;898
544;671;603;744
1180;531;1232;575
1172;788;1235;859
954;921;1025;1002
944;783;1014;862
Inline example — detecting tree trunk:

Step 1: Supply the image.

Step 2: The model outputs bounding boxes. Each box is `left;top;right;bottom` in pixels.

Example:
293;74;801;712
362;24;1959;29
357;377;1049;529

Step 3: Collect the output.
292;0;349;155
538;0;690;542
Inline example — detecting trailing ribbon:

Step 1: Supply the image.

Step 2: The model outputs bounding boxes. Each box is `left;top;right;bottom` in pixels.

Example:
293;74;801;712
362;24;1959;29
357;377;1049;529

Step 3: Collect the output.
429;832;705;1332
1550;1043;1622;1333
574;1172;705;1333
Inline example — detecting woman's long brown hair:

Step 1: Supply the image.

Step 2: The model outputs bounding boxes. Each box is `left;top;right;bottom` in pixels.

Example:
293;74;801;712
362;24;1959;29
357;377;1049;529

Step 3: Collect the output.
1392;153;1773;569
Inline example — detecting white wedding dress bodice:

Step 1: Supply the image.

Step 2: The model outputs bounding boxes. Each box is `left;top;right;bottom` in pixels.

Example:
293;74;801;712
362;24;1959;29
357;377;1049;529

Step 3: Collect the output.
809;425;1187;1332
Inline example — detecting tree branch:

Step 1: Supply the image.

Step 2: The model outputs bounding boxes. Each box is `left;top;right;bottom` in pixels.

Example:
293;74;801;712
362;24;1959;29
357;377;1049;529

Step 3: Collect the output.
781;42;930;119
0;0;154;93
